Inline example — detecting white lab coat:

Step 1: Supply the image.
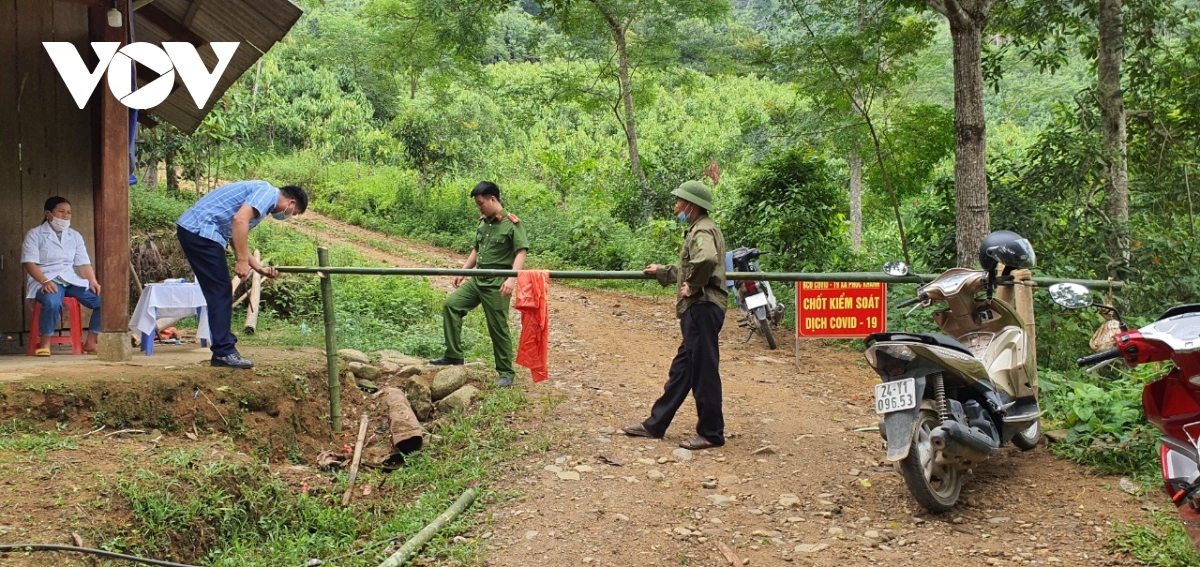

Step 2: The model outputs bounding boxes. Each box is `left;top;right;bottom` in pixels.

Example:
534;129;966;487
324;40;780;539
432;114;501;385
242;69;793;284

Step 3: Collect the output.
21;222;92;299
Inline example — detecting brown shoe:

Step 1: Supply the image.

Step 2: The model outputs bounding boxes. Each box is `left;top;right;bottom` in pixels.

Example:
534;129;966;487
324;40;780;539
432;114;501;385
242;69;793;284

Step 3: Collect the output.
622;424;660;439
679;435;723;450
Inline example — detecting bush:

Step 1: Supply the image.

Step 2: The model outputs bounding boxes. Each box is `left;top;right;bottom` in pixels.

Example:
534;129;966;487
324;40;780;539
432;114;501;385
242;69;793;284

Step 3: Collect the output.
1038;365;1161;478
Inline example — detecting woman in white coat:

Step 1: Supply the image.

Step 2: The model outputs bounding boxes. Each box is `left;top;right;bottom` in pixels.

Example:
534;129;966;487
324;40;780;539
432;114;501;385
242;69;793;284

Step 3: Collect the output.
22;196;102;356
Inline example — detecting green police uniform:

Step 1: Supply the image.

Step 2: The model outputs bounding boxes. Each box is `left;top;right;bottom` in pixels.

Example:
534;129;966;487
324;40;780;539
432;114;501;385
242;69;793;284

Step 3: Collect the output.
441;210;529;377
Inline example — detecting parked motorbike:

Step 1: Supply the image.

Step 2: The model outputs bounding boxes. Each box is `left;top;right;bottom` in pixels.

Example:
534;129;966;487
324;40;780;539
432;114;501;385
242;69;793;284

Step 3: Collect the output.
727;247;785;349
863;230;1043;512
1049;283;1200;547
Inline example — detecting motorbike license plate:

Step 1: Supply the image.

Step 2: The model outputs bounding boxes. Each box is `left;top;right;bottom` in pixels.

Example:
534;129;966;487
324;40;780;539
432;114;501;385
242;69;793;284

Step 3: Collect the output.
745;292;769;310
874;378;917;414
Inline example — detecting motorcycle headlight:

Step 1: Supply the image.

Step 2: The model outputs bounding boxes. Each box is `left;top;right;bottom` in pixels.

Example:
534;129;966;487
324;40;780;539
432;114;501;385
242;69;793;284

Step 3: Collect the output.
880;345;916;361
864;349;877;367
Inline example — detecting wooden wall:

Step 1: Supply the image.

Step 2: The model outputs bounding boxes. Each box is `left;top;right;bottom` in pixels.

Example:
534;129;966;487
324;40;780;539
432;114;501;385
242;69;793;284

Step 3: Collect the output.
0;0;96;335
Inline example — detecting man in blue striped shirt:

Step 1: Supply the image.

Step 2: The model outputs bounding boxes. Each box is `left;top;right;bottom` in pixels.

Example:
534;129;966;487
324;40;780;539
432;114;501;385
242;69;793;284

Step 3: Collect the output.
176;181;308;368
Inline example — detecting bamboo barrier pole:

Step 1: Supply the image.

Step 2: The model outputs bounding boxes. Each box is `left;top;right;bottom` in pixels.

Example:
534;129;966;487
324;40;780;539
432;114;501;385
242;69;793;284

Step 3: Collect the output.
376;488;478;567
318;247;341;431
275;266;1124;289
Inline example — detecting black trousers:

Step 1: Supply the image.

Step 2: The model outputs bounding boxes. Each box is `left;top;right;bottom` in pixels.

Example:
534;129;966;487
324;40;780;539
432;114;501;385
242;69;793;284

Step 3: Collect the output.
177;226;237;357
643;301;725;445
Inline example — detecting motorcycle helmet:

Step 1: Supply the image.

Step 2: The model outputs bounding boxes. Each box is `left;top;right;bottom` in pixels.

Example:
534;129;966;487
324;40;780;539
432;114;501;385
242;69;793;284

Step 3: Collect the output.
978;230;1036;272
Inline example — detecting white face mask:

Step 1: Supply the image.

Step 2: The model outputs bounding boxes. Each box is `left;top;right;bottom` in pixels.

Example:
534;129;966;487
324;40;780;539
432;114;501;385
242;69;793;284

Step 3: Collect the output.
50;217;70;232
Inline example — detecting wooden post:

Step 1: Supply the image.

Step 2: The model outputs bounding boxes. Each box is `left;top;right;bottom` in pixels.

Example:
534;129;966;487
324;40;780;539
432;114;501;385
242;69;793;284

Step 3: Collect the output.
341;413;369;506
243;250;262;334
319;247;341;431
90;0;131;362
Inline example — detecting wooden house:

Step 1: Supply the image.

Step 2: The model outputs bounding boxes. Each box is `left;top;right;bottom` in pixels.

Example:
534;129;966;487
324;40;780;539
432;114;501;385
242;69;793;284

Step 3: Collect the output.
1;0;301;359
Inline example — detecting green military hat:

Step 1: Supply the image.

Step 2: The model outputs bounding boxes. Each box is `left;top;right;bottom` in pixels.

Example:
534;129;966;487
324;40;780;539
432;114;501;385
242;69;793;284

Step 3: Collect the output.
672;180;714;211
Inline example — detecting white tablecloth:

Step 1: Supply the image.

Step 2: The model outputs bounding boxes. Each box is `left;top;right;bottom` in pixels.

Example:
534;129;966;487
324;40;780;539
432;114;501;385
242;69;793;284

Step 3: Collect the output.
128;283;211;342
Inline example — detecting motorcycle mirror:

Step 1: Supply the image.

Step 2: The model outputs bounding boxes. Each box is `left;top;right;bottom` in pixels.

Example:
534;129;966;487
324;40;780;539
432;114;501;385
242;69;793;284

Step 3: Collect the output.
882;261;909;277
1048;283;1093;309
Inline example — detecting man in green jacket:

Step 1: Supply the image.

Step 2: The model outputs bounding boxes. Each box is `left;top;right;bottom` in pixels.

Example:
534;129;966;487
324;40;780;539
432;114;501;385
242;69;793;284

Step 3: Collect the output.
430;181;529;388
624;181;727;450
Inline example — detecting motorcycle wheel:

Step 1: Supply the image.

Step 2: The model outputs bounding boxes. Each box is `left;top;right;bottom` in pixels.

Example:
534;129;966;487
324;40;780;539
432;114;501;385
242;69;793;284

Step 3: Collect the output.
758;314;778;350
1012;419;1041;451
898;410;962;513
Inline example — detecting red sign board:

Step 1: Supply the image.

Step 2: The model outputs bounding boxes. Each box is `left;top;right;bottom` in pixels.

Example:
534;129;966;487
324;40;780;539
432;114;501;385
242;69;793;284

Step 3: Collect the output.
795;282;887;339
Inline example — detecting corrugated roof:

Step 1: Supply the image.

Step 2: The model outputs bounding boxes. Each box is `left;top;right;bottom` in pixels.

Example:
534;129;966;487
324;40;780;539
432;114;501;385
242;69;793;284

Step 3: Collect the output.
133;0;302;133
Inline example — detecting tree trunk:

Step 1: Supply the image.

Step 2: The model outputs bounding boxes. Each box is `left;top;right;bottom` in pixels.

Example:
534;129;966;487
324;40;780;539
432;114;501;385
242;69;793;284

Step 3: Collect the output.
1098;0;1129;277
946;3;991;267
848;147;863;251
590;0;646;187
143;160;159;191
165;153;179;197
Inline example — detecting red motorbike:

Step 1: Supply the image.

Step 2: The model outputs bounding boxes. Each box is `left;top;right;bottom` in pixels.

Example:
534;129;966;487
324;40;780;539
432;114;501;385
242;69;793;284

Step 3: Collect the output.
1050;283;1200;547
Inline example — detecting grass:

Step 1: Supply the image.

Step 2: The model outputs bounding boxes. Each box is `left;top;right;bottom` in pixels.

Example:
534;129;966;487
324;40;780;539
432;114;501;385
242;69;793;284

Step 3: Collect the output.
91;387;548;566
0;419;76;454
1111;510;1200;567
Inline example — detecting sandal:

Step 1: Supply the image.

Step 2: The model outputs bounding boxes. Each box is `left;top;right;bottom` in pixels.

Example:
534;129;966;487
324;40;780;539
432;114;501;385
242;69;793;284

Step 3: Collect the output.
622;424;660;439
679;436;722;450
34;347;51;357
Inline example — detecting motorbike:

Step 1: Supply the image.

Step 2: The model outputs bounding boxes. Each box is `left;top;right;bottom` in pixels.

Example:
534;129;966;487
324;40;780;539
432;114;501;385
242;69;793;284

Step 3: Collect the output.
863;230;1043;512
1049;282;1200;547
727;247;785;349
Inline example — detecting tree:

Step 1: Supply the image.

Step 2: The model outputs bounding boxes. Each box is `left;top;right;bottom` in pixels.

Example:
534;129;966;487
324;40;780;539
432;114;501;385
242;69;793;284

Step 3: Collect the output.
1097;0;1128;277
539;0;729;185
772;0;936;256
991;0;1132;277
363;0;508;99
925;0;996;267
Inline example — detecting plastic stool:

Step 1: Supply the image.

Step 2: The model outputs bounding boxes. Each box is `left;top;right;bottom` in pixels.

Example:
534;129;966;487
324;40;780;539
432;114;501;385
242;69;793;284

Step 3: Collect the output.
27;297;84;355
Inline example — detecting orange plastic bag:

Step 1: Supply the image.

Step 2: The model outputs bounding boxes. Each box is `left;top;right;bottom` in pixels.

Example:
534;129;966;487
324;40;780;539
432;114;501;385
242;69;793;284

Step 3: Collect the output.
514;270;550;382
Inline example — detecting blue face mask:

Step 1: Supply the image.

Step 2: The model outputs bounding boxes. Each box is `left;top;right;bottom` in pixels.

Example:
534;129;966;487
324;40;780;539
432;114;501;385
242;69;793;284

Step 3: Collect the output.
272;203;293;221
676;212;690;224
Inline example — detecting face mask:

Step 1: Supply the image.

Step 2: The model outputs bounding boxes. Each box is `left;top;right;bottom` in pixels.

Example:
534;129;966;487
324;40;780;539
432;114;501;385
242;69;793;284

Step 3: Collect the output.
676;203;693;224
271;203;293;221
50;217;70;232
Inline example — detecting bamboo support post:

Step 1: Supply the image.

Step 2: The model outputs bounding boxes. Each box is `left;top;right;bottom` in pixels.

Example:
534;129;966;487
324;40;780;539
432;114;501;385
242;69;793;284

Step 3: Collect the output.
341;413;370;506
376;488;478;567
319;247;341;431
243;251;263;334
1012;269;1038;393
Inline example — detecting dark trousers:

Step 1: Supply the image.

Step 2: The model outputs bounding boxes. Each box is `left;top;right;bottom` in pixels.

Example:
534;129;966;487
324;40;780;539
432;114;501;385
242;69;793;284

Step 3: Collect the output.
643;301;725;445
177;226;237;357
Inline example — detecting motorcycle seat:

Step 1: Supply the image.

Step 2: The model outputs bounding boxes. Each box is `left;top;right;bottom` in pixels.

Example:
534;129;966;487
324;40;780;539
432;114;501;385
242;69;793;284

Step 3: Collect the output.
865;332;974;356
731;247;762;262
1158;304;1200;321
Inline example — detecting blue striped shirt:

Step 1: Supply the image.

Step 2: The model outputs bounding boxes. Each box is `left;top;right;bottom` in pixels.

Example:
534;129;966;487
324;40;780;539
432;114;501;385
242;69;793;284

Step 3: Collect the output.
176;181;280;247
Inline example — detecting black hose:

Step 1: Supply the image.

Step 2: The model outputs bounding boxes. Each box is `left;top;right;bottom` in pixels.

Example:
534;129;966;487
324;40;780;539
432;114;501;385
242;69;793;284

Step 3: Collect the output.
0;544;201;567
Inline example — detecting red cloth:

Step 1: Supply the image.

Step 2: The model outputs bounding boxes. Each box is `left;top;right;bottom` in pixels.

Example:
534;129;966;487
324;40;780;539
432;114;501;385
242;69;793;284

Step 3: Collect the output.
514;270;550;383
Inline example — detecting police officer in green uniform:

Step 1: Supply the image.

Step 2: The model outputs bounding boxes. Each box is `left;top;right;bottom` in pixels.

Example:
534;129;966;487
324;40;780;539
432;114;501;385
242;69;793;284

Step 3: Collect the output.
623;181;728;450
430;181;529;387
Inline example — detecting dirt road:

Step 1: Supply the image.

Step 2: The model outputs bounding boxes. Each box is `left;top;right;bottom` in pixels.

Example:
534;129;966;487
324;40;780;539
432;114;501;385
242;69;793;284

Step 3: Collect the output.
294;213;1148;567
